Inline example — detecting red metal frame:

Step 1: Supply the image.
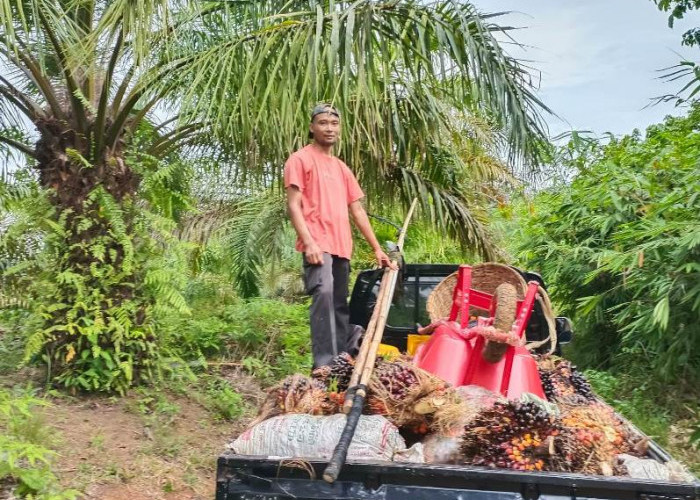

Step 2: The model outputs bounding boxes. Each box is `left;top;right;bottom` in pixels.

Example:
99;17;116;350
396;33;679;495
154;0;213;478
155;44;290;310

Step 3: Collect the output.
449;265;540;394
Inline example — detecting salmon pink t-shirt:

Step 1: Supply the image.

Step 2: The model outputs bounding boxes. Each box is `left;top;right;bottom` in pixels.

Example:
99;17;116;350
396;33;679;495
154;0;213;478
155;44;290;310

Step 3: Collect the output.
284;144;364;259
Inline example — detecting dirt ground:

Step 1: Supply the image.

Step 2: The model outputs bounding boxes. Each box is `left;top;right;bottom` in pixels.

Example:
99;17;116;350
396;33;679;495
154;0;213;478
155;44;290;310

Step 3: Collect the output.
43;395;228;499
39;368;263;499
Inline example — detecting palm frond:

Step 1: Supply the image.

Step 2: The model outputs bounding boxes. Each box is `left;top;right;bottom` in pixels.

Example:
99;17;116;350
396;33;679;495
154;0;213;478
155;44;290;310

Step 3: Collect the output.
220;192;287;298
172;0;550;180
396;167;500;261
177;192;288;298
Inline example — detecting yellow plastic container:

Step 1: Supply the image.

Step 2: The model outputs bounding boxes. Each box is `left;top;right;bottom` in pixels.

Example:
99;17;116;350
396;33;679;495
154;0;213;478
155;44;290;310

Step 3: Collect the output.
377;343;400;359
407;334;432;355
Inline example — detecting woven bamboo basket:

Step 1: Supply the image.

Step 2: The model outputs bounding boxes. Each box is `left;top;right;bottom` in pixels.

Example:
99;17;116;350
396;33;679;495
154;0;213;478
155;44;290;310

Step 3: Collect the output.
425;263;528;323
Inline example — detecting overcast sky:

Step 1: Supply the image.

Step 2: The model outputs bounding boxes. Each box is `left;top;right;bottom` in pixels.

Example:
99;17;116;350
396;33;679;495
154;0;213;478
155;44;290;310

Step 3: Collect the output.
471;1;700;137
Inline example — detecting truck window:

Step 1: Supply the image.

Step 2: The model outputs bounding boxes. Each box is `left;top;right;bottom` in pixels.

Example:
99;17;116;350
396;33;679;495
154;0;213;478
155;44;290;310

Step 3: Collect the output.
367;275;445;329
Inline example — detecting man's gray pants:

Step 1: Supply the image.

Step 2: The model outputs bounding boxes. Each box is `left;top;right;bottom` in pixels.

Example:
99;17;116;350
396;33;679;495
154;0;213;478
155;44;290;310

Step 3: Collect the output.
303;253;350;368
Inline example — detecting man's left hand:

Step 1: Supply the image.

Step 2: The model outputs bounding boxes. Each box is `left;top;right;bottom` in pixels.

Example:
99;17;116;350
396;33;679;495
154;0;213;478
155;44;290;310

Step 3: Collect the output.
375;249;398;270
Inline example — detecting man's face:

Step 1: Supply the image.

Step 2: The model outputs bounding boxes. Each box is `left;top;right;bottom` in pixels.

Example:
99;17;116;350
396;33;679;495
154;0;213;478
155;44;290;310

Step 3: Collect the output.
309;112;341;146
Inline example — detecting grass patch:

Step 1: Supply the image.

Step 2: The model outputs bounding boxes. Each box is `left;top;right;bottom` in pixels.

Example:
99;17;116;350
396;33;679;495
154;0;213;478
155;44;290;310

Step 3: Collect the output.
0;387;79;499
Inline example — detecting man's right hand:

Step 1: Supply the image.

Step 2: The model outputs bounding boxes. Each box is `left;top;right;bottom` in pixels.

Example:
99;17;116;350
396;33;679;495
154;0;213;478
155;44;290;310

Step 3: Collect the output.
304;240;324;265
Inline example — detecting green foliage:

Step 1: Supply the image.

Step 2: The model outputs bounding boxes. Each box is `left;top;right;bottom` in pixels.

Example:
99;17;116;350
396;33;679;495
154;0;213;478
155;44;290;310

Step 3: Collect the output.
518;105;700;385
653;0;700;45
220;298;312;379
199;376;246;421
216;193;287;299
162;292;312;381
690;421;700;449
129;144;194;223
131;388;181;422
0;388;78;499
1;171;190;394
354;215;474;271
651;0;700;103
0;309;31;375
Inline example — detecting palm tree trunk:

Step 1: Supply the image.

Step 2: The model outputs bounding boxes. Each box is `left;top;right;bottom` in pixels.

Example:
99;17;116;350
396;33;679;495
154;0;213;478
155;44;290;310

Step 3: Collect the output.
34;115;149;337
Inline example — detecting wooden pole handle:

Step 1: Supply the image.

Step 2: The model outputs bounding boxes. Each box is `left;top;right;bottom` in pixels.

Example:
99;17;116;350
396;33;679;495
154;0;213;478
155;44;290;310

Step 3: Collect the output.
342;269;390;413
324;198;419;483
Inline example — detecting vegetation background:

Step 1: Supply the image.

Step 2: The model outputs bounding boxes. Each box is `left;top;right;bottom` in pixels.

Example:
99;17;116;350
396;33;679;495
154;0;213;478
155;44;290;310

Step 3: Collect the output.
0;0;698;497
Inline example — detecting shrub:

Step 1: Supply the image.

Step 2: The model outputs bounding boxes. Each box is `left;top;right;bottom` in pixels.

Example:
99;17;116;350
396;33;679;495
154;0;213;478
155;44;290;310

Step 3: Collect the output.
518;105;700;385
0;388;78;498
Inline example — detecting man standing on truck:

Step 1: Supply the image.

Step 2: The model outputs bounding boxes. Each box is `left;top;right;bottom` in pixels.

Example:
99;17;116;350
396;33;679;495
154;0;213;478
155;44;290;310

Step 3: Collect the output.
284;104;394;369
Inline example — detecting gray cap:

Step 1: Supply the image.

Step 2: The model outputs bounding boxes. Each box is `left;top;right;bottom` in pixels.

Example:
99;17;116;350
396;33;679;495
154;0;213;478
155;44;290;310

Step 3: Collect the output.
310;104;340;121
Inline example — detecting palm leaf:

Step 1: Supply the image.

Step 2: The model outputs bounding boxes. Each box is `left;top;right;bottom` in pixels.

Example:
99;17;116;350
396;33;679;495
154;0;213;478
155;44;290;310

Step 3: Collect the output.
395;167;500;261
177;191;288;298
171;0;550;177
220;193;287;298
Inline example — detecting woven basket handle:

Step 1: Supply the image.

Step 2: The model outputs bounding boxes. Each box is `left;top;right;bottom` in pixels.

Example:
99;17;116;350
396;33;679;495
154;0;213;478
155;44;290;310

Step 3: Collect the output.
524;286;558;355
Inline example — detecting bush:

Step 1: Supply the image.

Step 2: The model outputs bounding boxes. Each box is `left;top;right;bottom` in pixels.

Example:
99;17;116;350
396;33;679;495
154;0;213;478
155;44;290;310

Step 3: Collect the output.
518;105;700;386
163;296;312;381
1;170;191;394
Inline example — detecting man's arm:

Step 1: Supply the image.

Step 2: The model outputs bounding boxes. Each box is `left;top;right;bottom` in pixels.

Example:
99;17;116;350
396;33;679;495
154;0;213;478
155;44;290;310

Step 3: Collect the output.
349;200;396;269
287;186;324;265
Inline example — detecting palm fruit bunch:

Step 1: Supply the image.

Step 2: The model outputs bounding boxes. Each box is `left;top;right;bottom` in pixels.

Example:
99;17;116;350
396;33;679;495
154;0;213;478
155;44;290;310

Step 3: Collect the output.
460;400;559;471
366;359;447;430
537;356;595;405
276;374;333;414
252;374;334;425
311;352;355;392
366;358;420;417
371;357;419;399
552;401;637;475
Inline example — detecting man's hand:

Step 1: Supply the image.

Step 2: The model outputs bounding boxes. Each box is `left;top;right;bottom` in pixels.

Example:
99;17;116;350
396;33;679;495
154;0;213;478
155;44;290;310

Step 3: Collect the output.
375;249;398;270
304;240;324;265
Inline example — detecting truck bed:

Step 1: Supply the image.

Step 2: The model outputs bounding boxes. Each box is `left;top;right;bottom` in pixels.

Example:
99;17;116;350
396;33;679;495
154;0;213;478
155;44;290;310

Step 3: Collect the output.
216;264;698;500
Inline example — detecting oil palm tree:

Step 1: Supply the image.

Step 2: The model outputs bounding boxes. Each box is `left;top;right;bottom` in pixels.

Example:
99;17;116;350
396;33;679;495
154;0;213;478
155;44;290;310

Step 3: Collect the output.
0;0;551;390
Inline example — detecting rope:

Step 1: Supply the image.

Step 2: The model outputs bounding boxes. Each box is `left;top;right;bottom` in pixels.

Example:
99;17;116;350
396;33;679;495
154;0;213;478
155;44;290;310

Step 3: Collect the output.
418;286;559;355
468;325;524;346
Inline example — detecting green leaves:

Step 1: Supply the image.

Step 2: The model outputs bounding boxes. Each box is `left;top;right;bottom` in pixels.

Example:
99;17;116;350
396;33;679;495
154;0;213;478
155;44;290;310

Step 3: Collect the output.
191;191;288;299
518;104;700;384
0;389;78;498
651;0;700;102
652;296;670;330
172;0;548;181
0;172;192;393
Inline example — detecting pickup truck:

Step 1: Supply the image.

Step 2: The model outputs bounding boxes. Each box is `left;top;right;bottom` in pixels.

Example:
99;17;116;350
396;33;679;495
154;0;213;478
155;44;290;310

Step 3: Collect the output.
216;264;699;500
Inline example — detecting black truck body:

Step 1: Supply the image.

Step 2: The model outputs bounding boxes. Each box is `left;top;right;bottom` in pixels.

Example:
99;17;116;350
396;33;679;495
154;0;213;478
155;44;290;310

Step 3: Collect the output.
216;264;699;500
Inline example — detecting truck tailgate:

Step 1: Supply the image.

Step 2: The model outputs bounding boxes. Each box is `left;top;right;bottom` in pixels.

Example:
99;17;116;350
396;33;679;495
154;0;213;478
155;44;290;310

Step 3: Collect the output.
216;454;699;500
